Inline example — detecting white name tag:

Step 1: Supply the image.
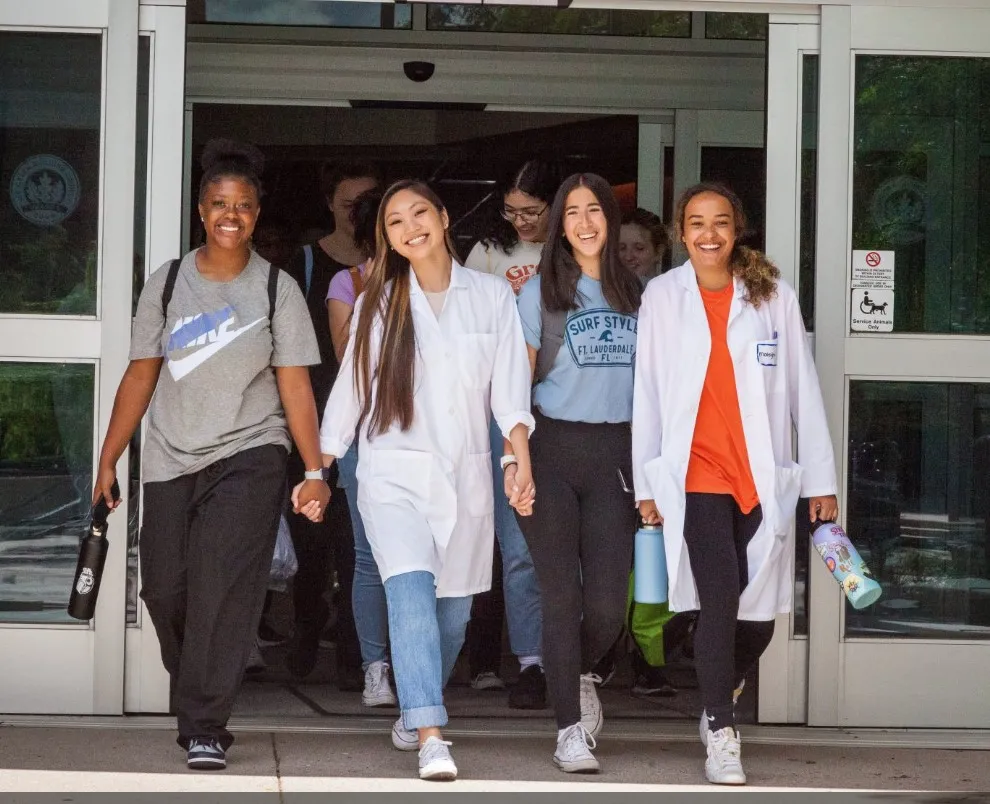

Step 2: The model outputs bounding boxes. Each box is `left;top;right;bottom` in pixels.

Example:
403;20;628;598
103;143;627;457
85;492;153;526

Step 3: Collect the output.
756;342;778;367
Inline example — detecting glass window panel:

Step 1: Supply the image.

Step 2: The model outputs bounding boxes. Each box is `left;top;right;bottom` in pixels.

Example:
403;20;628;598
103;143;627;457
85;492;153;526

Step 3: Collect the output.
191;1;408;28
799;54;819;333
0;362;95;623
852;56;990;334
0;33;102;316
700;147;766;252
426;5;691;38
846;381;990;640
705;13;768;41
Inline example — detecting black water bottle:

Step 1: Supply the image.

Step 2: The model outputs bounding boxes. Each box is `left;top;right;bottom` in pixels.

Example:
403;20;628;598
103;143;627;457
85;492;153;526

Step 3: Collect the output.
67;480;120;621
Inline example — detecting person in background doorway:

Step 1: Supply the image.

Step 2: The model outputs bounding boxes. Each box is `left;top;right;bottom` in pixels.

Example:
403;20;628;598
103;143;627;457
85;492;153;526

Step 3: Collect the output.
93;140;329;771
313;179;535;781
252;210;298;271
632;182;838;786
619;207;670;281
512;173;643;774
325;185;396;708
462;159;561;708
283;162;382;687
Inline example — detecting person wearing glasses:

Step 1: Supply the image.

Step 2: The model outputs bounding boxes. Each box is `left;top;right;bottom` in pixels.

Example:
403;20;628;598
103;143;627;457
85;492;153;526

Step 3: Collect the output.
463;160;561;709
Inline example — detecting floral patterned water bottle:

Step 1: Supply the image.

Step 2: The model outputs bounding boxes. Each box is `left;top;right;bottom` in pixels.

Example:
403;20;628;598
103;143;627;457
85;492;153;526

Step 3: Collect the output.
810;520;882;609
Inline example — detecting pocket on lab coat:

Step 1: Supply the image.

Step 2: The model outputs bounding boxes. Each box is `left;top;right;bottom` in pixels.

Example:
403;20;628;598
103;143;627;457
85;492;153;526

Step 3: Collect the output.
460;451;494;517
458;333;497;388
363;449;433;508
644;454;686;517
771;463;803;540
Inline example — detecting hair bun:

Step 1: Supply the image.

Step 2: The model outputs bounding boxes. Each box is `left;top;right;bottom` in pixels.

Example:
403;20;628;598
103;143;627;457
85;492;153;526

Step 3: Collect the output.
200;138;265;176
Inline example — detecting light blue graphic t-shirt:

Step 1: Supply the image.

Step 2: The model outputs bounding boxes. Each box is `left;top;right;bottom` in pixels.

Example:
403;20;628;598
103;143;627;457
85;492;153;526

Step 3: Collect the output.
517;274;637;424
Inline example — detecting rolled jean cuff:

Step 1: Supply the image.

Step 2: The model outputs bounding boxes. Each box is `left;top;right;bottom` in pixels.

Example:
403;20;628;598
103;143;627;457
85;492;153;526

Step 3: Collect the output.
402;704;448;731
513;646;543;659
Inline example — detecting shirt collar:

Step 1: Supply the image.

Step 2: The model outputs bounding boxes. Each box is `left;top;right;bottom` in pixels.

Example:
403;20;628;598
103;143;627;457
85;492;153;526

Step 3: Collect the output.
408;259;467;297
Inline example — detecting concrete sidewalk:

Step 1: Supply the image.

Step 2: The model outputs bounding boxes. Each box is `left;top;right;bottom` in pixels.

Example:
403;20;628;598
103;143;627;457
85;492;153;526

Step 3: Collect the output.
0;719;988;792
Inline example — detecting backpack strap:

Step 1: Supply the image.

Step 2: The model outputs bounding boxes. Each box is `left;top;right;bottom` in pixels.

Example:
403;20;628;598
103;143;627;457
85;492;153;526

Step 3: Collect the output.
160;258;182;318
303;244;314;299
349;265;364;297
534;303;567;385
267;264;279;330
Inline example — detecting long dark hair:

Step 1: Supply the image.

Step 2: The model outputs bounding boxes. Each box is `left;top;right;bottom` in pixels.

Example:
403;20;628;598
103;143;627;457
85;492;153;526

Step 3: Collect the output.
538;173;642;315
352;179;458;437
674;182;779;307
479;159;562;253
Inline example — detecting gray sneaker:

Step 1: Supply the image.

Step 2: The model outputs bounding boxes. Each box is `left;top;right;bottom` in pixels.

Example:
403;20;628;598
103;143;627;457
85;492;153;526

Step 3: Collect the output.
579;673;603;738
553;723;600;774
391;718;419;752
699;680;745;747
418;736;457;781
362;661;398;708
705;726;746;785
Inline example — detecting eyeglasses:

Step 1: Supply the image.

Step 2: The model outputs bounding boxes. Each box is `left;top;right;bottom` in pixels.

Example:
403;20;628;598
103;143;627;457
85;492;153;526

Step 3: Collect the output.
501;205;548;224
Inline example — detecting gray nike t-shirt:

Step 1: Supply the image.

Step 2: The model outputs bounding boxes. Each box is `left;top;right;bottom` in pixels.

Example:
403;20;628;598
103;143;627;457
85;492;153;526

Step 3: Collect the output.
130;249;320;483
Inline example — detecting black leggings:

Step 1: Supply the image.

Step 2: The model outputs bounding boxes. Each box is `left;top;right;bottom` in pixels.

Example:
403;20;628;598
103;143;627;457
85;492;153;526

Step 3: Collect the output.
517;413;637;729
683;492;775;731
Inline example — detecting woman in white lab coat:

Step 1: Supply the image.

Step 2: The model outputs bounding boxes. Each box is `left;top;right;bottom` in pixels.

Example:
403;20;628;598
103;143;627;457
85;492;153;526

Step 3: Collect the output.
310;179;535;782
632;183;838;786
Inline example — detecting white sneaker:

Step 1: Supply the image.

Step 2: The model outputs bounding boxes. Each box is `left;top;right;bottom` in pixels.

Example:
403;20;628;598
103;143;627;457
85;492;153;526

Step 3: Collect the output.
705;726;746;785
553;723;600;774
391;718;419;752
699;680;745;746
245;639;266;673
362;661;398;707
418;736;457;781
579;673;603;738
470;671;506;691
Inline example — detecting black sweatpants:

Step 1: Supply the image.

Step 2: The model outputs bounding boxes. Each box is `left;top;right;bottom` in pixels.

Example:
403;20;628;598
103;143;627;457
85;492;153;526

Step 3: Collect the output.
139;444;287;749
517;413;637;729
682;492;776;731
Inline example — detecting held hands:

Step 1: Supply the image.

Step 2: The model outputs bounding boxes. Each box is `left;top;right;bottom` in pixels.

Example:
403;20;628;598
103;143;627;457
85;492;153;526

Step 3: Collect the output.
809;495;839;524
639;499;663;526
504;463;536;517
292;479;332;523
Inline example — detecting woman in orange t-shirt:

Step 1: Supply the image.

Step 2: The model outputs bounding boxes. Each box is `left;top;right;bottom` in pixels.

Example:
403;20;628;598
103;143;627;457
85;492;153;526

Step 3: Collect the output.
632;184;838;786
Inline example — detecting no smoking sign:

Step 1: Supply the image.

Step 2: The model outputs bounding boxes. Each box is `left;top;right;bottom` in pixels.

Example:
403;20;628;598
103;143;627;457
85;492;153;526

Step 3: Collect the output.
852;249;895;289
865;251;882;267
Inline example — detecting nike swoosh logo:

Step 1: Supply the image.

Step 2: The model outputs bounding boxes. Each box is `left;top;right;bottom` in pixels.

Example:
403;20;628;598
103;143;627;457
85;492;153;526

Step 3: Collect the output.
167;317;264;381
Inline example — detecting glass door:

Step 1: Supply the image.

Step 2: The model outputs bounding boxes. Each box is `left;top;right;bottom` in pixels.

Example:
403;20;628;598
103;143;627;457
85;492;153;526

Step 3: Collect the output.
810;5;990;727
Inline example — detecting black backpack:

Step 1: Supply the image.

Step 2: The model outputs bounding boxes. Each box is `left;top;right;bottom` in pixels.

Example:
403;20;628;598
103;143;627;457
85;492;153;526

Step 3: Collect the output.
161;257;278;326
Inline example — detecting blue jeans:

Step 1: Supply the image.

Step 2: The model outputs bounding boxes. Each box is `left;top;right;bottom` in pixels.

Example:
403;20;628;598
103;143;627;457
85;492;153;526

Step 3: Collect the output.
338;446;389;670
490;419;544;657
384;571;472;730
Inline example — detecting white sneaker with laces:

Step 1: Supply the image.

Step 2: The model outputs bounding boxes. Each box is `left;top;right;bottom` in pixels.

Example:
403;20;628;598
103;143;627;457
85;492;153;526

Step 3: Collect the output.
470;671;506;691
362;661;398;707
391;718;419;752
699;680;745;747
579;673;603;738
553;723;600;773
418;736;457;781
705;726;746;785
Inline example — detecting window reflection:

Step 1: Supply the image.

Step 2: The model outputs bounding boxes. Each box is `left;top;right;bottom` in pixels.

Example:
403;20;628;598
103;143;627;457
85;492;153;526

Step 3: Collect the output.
0;33;102;315
846;381;990;639
426;4;691;37
192;1;410;29
0;362;95;623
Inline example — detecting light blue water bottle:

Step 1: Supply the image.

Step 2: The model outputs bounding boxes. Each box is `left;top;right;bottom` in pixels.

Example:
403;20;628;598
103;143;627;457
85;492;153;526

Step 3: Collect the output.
633;520;668;604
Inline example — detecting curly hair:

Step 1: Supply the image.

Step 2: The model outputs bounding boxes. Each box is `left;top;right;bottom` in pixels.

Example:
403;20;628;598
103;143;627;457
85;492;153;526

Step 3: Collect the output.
673;182;778;307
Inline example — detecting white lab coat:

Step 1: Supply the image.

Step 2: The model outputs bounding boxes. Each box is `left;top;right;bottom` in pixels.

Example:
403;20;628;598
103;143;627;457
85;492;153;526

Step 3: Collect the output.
632;261;837;620
320;261;534;597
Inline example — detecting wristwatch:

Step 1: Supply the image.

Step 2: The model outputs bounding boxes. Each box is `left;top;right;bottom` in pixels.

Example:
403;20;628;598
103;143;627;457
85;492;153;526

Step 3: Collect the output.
304;468;327;481
499;454;518;471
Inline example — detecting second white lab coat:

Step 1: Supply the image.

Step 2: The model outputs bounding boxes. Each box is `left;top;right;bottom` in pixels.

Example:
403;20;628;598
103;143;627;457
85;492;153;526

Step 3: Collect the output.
320;261;534;597
632;261;837;620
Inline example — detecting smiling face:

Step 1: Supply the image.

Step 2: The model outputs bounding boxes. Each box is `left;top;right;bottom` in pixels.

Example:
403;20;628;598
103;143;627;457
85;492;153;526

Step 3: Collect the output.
383;188;449;262
503;188;550;243
562;185;607;263
619;222;658;277
198;176;260;252
681;191;737;271
330;176;379;240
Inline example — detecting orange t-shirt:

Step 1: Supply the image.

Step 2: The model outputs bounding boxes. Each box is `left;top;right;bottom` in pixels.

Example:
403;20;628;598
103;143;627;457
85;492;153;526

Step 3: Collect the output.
684;284;760;514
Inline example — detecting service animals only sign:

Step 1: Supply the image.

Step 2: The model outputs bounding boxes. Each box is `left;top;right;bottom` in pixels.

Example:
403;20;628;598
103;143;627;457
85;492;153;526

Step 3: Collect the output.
850;249;895;332
851;288;894;332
